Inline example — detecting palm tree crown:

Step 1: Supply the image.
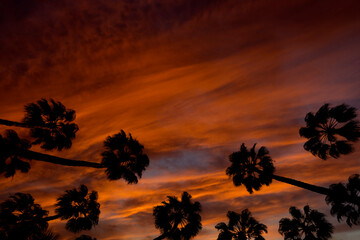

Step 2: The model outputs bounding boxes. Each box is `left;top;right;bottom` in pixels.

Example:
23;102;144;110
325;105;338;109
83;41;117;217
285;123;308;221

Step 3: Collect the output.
35;229;60;240
23;98;79;151
226;143;275;193
279;205;333;240
0;193;49;239
325;174;360;226
75;235;97;240
101;130;149;183
55;185;100;233
299;104;360;160
0;129;151;184
0;130;31;178
215;209;267;240
0;185;101;239
153;192;202;240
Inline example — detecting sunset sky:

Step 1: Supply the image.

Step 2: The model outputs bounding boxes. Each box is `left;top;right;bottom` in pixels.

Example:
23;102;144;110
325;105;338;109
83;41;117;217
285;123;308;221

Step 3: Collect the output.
1;0;360;239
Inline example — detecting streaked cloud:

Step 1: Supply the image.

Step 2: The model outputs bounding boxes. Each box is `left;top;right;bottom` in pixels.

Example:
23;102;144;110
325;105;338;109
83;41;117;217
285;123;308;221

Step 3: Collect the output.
0;0;360;239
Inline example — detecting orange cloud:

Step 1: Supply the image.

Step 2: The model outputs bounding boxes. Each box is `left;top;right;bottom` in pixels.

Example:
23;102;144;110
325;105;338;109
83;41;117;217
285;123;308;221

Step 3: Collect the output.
1;0;360;239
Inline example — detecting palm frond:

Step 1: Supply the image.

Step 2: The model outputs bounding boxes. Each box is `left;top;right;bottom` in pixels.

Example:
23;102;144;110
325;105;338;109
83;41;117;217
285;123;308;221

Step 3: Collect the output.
0;130;31;178
153;192;202;240
0;193;49;239
216;209;267;240
279;205;333;239
326;174;360;226
300;103;359;160
55;185;100;233
23;98;79;151
227;143;274;194
101;130;149;183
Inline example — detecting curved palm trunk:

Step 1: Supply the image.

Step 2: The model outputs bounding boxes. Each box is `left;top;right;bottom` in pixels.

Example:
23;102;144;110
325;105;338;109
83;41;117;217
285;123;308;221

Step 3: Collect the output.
256;170;331;195
153;234;167;240
22;150;103;168
154;220;181;240
44;214;61;221
0;119;27;128
271;173;330;195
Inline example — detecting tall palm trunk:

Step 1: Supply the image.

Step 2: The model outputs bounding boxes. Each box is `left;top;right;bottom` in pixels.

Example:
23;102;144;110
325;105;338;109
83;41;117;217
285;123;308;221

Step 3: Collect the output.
271;173;330;195
256;170;331;195
22;150;103;168
0;119;55;131
153;234;166;240
0;119;27;128
44;214;61;221
154;220;181;240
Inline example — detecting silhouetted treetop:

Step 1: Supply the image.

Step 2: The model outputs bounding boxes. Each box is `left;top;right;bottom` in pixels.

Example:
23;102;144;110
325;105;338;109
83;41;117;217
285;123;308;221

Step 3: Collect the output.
226;143;360;228
75;235;97;240
0;98;79;151
23;98;79;151
0;129;31;178
153;192;202;240
279;205;333;240
227;143;336;196
215;209;267;240
299;103;360;160
0;193;49;239
55;184;100;233
0;129;150;184
226;143;275;193
326;174;360;227
101;130;149;183
36;229;60;240
0;185;100;239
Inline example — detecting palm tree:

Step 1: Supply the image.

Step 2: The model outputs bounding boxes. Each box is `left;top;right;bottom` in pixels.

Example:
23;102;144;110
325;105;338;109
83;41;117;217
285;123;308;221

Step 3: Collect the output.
0;98;79;151
325;174;360;227
0;193;49;239
153;192;202;240
0;130;149;184
226;143;329;195
279;205;333;240
0;129;31;178
226;144;274;194
47;184;101;233
35;229;60;240
299;103;360;160
101;130;149;183
75;235;97;240
215;209;267;240
0;185;100;238
226;143;360;226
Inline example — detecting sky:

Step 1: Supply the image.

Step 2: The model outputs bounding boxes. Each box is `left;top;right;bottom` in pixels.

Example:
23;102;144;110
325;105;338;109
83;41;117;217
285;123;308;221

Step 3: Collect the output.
0;0;360;239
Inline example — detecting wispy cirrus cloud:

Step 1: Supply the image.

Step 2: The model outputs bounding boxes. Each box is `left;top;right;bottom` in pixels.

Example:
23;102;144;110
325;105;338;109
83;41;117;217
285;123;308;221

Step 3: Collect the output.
1;0;360;239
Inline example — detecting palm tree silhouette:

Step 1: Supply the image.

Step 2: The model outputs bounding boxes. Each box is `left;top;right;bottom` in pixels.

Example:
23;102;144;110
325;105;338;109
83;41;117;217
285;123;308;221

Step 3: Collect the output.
299;104;360;160
46;184;100;233
279;205;333;240
153;192;202;240
101;130;149;183
0;193;49;239
226;144;274;194
325;174;360;227
0;129;31;178
227;143;360;226
226;143;329;195
215;209;267;240
0;99;79;151
0;185;100;238
75;235;97;240
0;130;149;183
35;229;60;240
